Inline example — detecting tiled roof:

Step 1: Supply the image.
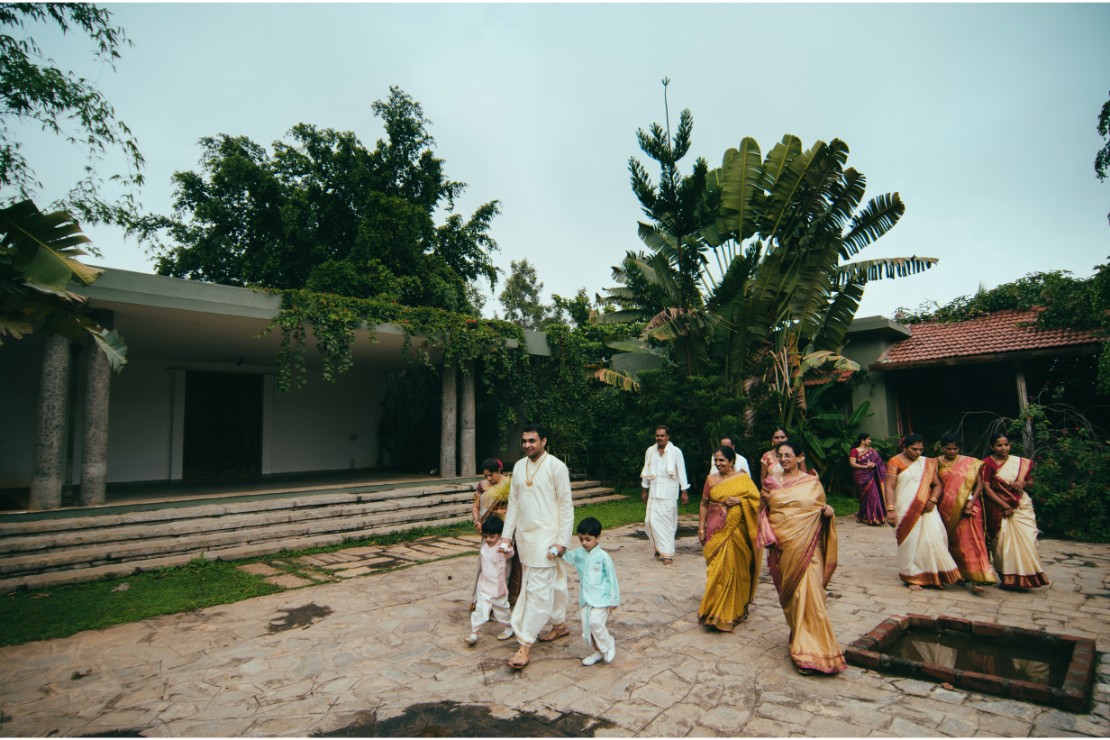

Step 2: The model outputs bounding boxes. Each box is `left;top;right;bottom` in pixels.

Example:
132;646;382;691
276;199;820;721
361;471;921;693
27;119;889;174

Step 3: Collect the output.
873;308;1104;368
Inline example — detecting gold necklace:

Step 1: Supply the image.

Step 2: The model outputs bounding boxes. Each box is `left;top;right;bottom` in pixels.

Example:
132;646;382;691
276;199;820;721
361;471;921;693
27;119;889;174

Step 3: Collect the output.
525;453;547;487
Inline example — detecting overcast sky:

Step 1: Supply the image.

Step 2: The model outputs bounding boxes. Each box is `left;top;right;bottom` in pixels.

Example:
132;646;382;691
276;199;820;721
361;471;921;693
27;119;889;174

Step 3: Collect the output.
20;1;1110;320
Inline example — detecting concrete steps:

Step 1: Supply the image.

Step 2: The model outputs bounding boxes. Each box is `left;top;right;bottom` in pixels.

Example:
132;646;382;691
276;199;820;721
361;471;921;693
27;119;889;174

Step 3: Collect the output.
0;479;622;590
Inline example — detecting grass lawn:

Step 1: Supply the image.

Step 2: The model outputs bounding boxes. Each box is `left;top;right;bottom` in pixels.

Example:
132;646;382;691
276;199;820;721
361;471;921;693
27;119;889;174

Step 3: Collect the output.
0;489;856;647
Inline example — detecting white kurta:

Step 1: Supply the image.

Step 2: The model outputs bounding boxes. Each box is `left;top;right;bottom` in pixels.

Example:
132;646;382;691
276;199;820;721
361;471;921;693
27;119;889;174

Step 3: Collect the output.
502;453;574;645
641;443;689;558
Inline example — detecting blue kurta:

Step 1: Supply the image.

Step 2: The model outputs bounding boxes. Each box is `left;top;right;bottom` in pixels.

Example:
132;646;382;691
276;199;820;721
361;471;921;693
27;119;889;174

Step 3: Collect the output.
563;546;620;608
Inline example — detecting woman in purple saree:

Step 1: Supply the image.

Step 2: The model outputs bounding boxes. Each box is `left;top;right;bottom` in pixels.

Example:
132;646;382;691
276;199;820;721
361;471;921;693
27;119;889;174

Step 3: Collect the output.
849;434;886;525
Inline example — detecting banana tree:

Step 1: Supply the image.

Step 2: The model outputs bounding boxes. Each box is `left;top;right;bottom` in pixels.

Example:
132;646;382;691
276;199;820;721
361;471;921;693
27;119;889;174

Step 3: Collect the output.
0;199;127;369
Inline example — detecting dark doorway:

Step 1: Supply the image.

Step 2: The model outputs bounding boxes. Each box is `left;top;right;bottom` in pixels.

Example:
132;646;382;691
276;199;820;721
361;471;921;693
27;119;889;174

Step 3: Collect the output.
183;372;262;482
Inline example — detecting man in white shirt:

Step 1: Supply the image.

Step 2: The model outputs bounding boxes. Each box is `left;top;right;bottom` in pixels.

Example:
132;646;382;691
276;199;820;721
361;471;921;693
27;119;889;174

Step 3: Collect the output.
708;435;750;477
640;425;689;566
501;423;574;669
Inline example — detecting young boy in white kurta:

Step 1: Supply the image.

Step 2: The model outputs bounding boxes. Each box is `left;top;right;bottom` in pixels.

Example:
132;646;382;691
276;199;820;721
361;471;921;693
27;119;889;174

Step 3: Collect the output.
467;516;515;645
562;517;621;665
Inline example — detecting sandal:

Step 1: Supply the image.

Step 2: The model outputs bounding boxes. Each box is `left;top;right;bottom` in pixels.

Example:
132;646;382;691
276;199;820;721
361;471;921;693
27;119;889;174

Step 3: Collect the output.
662;558;673;566
507;646;530;669
538;624;570;642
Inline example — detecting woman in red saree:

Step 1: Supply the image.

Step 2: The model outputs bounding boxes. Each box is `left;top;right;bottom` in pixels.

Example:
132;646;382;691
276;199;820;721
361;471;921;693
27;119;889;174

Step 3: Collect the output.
697;446;761;632
849;433;886;525
980;433;1049;590
936;433;997;593
884;433;961;590
758;441;846;675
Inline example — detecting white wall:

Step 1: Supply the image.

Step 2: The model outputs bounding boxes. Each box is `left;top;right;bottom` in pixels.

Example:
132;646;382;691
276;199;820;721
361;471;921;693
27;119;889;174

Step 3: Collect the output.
269;369;388;473
1;349;390;488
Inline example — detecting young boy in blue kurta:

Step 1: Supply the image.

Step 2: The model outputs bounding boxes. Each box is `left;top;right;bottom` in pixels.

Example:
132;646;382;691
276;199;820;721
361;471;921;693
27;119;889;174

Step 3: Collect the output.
562;517;620;665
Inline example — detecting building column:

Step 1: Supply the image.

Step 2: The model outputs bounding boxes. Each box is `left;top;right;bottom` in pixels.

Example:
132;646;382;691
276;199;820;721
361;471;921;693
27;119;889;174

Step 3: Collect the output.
439;364;457;478
460;361;476;476
79;333;112;506
1015;362;1033;454
29;335;72;510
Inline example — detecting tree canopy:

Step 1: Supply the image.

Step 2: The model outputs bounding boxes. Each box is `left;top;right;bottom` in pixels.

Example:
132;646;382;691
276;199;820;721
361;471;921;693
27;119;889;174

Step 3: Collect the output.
1096;90;1110;226
0;3;144;232
139;87;500;313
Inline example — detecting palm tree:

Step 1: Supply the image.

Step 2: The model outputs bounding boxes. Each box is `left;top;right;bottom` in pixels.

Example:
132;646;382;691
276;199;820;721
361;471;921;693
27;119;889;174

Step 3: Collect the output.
599;133;936;412
1;199;127;369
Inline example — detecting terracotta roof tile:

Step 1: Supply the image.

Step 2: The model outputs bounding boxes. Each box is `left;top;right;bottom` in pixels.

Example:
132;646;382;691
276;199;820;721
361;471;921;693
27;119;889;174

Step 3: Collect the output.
874;309;1104;368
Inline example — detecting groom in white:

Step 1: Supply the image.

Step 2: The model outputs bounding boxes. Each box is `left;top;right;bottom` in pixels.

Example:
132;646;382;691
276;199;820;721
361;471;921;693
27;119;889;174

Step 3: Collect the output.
640;425;689;566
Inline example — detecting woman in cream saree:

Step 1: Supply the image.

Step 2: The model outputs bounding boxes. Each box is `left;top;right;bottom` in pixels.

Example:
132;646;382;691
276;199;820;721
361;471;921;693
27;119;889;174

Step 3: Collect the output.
884;434;962;590
697;446;761;632
981;433;1049;590
759;441;846;675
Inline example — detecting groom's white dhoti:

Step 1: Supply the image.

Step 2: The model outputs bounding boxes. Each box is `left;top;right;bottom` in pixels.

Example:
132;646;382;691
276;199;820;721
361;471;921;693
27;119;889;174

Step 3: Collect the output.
502;453;574;646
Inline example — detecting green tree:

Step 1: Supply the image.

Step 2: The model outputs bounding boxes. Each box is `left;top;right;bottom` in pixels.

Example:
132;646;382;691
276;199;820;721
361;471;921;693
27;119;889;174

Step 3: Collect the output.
605;79;719;375
139;87;499;313
1097;90;1110;226
0;4;144;231
498;258;551;329
0;199;127;369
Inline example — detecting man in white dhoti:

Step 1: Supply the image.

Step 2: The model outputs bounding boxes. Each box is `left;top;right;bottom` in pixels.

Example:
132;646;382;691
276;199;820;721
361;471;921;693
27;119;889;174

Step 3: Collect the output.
640;425;689;566
501;423;574;669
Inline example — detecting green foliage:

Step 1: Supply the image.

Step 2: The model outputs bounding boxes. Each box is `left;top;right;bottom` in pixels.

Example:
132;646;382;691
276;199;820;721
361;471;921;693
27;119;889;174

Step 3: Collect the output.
498;258;552;329
1000;404;1110;543
0;199;126;368
795;393;873;497
0;558;279;646
139;87;498;313
0;3;144;231
1096;90;1110;225
267;288;530;443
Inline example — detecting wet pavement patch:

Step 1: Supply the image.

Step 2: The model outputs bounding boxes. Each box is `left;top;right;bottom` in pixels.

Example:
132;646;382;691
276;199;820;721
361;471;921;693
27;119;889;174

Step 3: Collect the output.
268;603;333;633
315;701;612;737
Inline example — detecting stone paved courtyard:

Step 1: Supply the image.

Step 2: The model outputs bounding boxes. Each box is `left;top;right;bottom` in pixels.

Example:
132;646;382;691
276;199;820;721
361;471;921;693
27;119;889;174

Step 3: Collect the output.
0;515;1106;737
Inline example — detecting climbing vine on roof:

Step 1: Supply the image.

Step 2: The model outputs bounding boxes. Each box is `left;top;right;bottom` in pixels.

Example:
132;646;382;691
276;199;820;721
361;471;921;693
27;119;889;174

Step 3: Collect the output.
266;289;531;429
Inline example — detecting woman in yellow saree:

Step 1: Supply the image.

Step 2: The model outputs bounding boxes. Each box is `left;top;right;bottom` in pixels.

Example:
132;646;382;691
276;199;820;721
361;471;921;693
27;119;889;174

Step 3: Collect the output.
758;441;846;675
697;446;761;632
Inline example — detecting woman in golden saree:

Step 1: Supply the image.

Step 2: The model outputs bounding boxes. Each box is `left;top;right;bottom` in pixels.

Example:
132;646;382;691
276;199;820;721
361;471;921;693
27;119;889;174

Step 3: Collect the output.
471;458;522;606
758;441;846;675
936;433;997;593
697;446;761;632
884;433;961;590
981;433;1049;590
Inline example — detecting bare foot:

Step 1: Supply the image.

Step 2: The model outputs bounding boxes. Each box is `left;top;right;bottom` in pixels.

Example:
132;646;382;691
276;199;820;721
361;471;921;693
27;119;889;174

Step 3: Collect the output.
908;584;923;591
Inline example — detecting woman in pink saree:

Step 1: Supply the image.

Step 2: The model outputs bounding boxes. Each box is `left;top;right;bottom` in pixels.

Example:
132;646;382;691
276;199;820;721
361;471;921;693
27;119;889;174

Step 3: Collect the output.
980;433;1049;591
848;433;886;525
936;433;997;593
758;441;846;675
